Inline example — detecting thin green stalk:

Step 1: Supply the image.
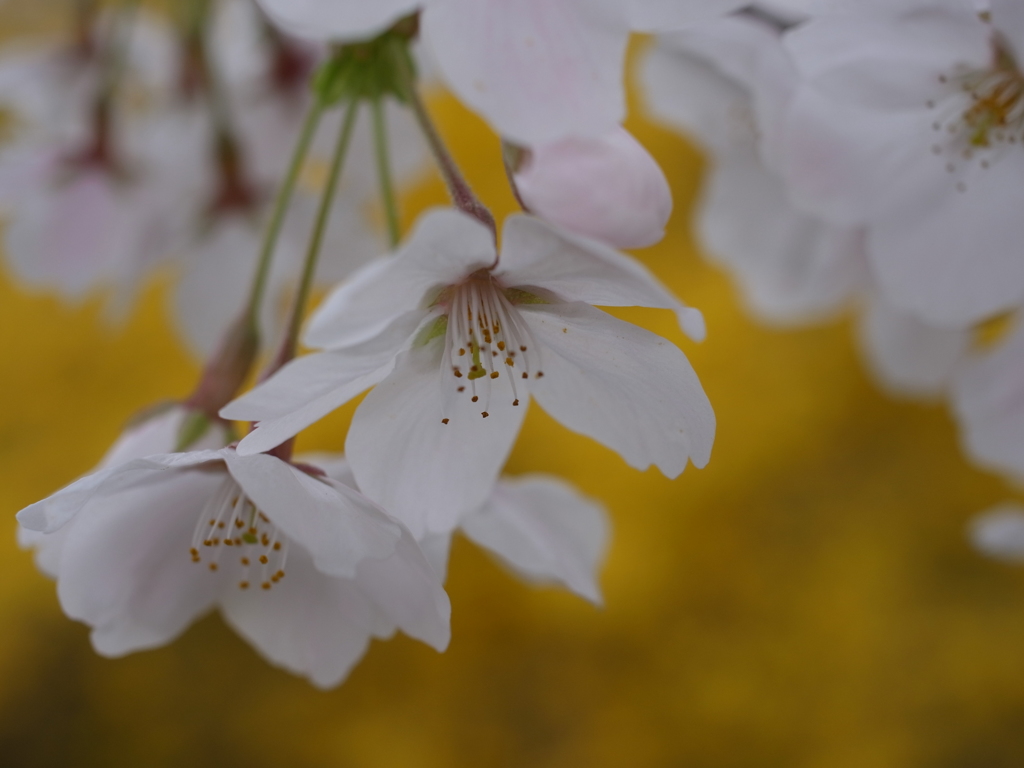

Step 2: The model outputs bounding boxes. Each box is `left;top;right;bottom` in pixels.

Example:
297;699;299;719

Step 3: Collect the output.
245;100;325;332
273;98;361;370
371;96;402;248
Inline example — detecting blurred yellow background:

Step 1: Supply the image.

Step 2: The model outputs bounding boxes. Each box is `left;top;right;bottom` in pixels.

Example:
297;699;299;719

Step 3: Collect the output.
0;62;1023;767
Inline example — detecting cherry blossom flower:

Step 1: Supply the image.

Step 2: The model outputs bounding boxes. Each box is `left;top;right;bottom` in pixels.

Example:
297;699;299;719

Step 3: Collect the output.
641;14;865;325
17;446;450;689
256;0;745;144
510;126;672;249
776;0;1024;326
223;208;714;537
311;454;609;604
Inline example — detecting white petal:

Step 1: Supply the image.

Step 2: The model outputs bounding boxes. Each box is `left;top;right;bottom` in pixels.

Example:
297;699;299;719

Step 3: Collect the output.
346;343;526;538
17;523;68;579
220;542;385;689
256;0;420;41
462;475;609;604
867;151;1024;327
626;0;746;30
417;531;454;581
513;126;672;249
951;321;1024;479
524;302;715;477
224;452;401;579
354;527;452;652
422;0;627;143
56;471;227;657
227;311;424;455
856;293;969;398
969;503;1024;562
305;208;494;349
17;450;227;534
497;214;705;340
701;157;866;324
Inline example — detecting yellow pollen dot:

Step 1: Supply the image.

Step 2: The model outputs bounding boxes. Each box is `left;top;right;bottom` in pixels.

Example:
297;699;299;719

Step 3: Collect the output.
234;538;242;545
203;540;212;547
506;357;514;366
235;519;244;528
209;563;218;572
521;372;528;379
513;399;520;406
261;534;270;546
490;371;499;379
259;555;269;564
472;395;479;402
211;538;220;545
241;557;250;566
208;519;215;525
262;582;271;590
497;341;506;350
442;418;449;425
520;345;527;352
189;548;198;556
248;527;258;535
239;581;249;589
217;522;225;529
276;570;285;579
458;386;465;392
273;542;282;551
562;328;567;333
225;539;234;546
191;556;200;563
481;412;489;418
536;371;544;378
459;348;466;355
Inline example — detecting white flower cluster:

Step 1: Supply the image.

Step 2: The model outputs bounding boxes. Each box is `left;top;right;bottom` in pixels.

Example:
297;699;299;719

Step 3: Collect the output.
9;0;726;688
14;0;1021;690
639;0;1024;566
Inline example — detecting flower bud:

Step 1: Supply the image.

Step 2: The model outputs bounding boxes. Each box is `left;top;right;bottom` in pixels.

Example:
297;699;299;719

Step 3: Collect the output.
511;127;672;249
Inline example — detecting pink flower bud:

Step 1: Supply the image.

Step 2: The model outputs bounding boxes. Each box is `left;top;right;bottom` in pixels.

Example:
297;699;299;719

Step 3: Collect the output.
512;127;672;249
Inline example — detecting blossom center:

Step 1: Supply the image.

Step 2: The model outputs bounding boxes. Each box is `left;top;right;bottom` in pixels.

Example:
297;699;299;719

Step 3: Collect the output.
189;477;288;591
440;271;544;420
929;36;1024;185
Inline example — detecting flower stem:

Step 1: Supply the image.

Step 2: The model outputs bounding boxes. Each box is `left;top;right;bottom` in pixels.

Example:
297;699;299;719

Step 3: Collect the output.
245;100;324;334
372;96;402;248
390;40;496;236
265;97;361;377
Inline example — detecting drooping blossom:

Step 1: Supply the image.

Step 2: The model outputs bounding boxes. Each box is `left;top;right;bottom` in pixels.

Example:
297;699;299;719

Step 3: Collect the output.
776;0;1024;326
17;446;450;689
641;13;865;325
510;126;672;250
256;0;745;144
310;454;609;604
223;208;714;538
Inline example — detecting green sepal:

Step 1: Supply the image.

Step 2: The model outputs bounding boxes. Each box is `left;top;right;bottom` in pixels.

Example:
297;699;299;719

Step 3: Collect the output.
312;31;418;107
414;314;448;347
176;410;211;452
504;288;548;305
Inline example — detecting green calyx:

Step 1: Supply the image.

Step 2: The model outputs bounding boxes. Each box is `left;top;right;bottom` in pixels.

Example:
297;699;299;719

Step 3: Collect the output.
414;314;449;347
176;410;212;452
504;287;548;305
313;22;417;107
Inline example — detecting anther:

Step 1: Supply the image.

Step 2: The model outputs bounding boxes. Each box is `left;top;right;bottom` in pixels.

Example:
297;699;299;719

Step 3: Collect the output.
497;341;506;350
262;582;271;590
490;371;499;379
273;542;282;551
536;371;544;378
241;557;250;566
259;555;269;564
521;372;528;379
472;395;479;402
239;581;249;590
513;399;520;406
481;412;489;418
442;418;449;425
458;386;465;392
209;563;218;572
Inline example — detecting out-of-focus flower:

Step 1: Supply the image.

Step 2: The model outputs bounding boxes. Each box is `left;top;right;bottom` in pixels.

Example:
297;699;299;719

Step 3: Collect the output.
951;317;1024;479
256;0;745;144
777;0;1024;327
0;12;187;318
313;454;610;604
855;294;970;399
17;447;450;689
223;208;714;537
969;503;1024;561
509;126;672;250
641;14;865;324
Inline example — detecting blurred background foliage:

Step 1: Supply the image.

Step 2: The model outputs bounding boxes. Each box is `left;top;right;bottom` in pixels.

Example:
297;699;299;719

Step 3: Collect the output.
0;32;1022;767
